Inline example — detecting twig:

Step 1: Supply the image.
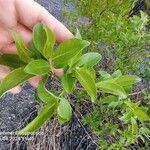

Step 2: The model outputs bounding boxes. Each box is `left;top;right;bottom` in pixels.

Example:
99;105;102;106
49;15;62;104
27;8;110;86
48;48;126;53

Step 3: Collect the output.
73;111;99;147
76;135;88;150
128;88;149;96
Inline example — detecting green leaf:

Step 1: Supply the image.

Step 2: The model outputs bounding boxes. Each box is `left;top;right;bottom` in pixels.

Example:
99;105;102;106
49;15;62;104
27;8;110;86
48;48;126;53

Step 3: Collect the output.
0;67;33;97
13;32;33;63
37;79;59;104
115;75;141;87
125;101;149;121
96;80;127;99
120;111;134;123
140;127;150;134
32;24;55;59
87;68;96;79
99;71;112;81
112;70;122;78
133;108;149;121
24;59;50;75
34;91;42;102
131;117;138;134
57;115;68;125
61;74;74;94
75;67;97;102
33;23;46;52
102;95;118;104
125;101;140;109
53;39;90;67
108;101;123;108
18;103;57;135
75;29;82;39
68;52;82;68
101;74;138;94
57;98;72;124
76;52;101;68
42;25;55;59
29;42;43;59
0;54;26;68
124;86;132;94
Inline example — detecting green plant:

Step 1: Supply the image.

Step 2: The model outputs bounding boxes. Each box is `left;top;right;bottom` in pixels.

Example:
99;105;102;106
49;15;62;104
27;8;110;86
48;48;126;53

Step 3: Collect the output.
62;0;150;148
63;0;150;75
82;70;150;149
0;23;147;137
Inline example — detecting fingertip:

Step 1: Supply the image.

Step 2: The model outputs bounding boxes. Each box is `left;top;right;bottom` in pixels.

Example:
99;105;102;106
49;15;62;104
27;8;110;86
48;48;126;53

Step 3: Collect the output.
52;68;64;77
39;8;74;43
0;44;17;54
29;76;43;88
54;24;74;43
9;86;22;94
0;65;11;80
53;20;74;42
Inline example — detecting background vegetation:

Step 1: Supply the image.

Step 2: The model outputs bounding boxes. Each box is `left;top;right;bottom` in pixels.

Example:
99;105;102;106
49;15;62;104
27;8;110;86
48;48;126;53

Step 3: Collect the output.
63;0;150;149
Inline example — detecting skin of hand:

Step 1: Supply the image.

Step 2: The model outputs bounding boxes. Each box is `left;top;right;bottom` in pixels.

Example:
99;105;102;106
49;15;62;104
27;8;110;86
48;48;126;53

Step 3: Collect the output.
0;0;73;93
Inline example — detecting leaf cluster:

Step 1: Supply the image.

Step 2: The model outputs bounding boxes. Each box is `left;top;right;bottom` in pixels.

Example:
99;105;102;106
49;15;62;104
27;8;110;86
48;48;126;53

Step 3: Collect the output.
62;0;150;148
82;70;150;149
0;23;146;136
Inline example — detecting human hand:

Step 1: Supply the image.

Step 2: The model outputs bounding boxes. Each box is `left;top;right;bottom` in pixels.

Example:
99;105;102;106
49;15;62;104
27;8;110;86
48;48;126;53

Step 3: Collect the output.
0;0;73;93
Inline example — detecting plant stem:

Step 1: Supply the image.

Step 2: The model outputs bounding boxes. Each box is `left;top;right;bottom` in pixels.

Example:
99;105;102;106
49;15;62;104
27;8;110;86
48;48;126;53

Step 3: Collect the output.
59;90;67;98
49;59;53;72
128;88;149;96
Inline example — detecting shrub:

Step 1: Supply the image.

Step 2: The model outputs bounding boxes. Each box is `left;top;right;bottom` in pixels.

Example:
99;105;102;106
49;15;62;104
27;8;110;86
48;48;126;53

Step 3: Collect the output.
0;24;148;140
63;0;150;74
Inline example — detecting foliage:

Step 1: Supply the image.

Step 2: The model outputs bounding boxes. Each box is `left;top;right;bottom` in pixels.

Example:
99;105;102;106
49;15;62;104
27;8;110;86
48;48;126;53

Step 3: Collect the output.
0;23;147;139
82;70;150;149
63;0;150;75
63;0;150;148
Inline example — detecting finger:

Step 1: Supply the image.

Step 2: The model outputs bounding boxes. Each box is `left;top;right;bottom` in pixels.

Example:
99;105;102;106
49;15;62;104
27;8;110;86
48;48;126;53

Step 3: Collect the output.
0;28;15;54
38;8;74;42
15;0;73;42
0;28;13;50
9;86;21;94
28;69;64;88
16;24;32;45
0;65;11;80
52;68;64;77
29;76;43;88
